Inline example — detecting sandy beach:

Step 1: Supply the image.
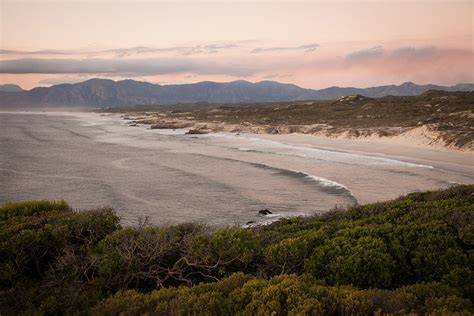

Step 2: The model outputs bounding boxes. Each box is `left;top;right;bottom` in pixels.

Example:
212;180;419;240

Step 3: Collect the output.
255;132;474;176
111;111;474;203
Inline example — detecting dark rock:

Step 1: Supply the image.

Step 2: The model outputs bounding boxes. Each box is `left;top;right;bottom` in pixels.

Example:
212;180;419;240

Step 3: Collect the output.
186;129;210;135
258;209;272;216
151;121;194;129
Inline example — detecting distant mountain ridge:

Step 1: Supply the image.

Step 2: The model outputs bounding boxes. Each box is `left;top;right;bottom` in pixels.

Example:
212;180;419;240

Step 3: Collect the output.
0;79;472;108
0;84;24;93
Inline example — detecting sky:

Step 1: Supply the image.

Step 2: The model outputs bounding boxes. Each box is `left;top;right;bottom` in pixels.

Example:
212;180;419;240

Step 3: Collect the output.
0;0;473;90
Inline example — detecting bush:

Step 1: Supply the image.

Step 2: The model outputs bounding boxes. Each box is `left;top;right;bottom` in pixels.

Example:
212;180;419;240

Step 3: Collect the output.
97;223;205;290
180;227;261;280
263;229;325;275
0;202;120;315
0;200;70;221
0;206;119;283
306;235;396;288
1;185;473;315
94;273;472;315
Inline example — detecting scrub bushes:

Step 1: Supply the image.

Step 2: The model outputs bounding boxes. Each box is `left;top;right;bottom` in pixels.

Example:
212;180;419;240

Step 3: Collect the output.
1;185;473;315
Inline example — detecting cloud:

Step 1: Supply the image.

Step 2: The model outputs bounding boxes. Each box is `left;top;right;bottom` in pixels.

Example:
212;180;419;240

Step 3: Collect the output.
346;46;384;59
1;41;320;62
345;45;473;64
390;46;439;58
0;48;79;55
2;43;471;90
0;43;244;58
38;76;93;85
103;44;241;57
0;57;259;77
307;45;473;87
263;73;291;79
251;43;319;53
102;46;181;57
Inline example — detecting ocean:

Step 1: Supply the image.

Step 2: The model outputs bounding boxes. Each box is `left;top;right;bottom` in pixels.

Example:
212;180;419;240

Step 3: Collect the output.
1;112;472;226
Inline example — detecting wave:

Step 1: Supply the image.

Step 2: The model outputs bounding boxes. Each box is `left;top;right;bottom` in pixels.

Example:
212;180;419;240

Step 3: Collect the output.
245;162;358;203
185;152;357;203
304;174;352;191
208;133;434;169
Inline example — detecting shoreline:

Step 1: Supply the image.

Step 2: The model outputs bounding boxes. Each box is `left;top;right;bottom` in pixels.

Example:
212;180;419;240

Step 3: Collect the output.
253;133;474;176
1;111;472;224
117;112;473;176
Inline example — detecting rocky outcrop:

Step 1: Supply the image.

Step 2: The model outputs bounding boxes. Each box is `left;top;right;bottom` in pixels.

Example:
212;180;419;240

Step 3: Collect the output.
186;129;211;135
150;121;194;129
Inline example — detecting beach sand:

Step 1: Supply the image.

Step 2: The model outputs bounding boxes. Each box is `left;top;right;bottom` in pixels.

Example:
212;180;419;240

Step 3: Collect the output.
255;132;473;176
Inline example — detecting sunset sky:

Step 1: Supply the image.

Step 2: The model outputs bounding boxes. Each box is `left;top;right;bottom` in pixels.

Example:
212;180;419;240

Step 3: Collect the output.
1;0;473;90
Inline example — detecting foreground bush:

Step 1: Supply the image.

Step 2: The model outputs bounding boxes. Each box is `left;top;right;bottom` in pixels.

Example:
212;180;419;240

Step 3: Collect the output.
0;185;473;315
0;200;120;314
93;273;472;316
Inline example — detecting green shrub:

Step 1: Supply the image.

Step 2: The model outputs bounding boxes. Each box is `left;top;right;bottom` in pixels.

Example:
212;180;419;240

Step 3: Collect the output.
0;203;120;315
96;224;204;290
0;207;119;284
0;200;70;221
181;227;261;280
263;229;325;275
306;235;396;288
1;185;473;315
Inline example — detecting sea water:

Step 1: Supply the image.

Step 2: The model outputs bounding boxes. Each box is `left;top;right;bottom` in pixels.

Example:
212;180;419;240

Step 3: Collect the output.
1;112;472;226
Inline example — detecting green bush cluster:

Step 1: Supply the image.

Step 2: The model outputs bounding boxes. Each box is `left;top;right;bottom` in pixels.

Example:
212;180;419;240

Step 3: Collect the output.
0;185;473;315
93;273;472;316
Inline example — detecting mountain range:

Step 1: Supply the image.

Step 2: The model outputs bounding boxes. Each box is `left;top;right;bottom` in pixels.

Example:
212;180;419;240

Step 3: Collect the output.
0;79;472;108
0;84;24;93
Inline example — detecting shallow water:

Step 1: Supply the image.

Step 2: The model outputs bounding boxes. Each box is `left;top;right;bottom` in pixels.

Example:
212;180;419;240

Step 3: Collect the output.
1;112;472;226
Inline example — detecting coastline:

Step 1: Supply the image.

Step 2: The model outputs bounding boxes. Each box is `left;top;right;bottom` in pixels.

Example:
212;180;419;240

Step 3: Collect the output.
117;112;473;176
1;111;472;226
254;133;474;176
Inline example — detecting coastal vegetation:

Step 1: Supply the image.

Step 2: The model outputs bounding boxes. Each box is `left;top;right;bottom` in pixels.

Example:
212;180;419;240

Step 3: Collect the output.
114;90;474;150
1;185;473;315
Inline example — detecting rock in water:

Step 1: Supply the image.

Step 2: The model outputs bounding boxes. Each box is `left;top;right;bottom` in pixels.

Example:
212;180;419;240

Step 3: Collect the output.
258;209;272;216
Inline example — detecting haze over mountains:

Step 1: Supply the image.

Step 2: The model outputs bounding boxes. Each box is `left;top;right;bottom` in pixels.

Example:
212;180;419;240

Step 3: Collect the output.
0;79;472;108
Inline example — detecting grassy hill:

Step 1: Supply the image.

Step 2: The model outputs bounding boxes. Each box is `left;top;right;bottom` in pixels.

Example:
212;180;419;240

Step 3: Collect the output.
1;185;473;315
111;90;473;150
151;90;473;149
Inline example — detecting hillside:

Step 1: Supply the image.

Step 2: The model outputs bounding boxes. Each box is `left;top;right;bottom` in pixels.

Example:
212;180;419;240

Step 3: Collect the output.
120;90;474;150
1;185;473;315
0;78;472;108
0;84;23;93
